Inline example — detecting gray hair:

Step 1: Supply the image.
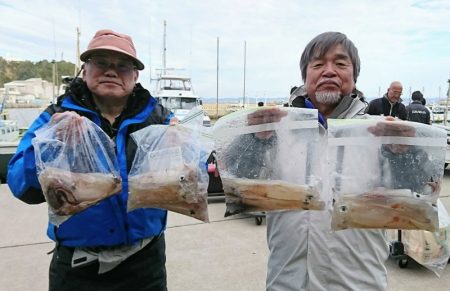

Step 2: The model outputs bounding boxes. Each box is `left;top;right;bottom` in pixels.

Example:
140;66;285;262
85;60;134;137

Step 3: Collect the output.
300;32;360;83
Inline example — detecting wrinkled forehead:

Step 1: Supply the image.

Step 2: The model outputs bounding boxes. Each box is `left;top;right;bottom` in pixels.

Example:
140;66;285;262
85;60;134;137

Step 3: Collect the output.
310;44;350;62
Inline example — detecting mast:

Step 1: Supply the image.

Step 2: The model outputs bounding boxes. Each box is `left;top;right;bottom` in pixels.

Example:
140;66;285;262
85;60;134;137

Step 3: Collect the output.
243;40;246;107
74;27;81;75
163;20;167;76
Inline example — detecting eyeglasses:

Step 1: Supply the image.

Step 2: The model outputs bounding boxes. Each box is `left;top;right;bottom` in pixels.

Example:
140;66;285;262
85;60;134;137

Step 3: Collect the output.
87;57;136;73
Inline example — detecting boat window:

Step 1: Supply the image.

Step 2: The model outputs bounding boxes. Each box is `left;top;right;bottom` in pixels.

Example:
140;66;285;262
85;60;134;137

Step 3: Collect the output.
180;98;197;109
158;97;199;110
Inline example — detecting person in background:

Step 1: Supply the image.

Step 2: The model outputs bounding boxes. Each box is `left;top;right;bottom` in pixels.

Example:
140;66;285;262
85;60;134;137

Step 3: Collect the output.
406;91;431;124
265;31;389;291
7;29;174;291
366;81;407;120
258;101;265;107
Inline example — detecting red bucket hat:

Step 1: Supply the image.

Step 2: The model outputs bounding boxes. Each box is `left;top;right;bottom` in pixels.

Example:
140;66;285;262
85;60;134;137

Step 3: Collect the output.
80;29;145;70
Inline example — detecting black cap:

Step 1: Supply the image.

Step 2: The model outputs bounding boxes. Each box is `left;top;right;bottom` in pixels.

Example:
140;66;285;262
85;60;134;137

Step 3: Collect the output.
411;91;423;101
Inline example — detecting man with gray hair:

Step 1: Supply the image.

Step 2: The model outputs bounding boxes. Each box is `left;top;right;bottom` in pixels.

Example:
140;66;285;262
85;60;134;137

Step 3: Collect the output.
266;32;389;290
366;81;407;120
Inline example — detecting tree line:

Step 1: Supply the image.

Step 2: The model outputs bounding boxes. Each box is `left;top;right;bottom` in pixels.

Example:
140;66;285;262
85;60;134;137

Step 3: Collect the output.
0;57;76;87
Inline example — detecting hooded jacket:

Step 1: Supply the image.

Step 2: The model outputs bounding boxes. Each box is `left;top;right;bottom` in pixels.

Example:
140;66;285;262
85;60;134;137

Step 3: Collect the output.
406;101;430;124
7;80;173;247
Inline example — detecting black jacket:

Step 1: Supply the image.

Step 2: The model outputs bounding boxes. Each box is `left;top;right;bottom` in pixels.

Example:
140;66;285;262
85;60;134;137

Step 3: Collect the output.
366;95;407;120
406;101;430;124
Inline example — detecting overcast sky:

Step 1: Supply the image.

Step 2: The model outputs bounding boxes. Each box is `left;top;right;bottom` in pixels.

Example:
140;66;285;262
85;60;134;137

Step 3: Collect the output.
1;0;450;101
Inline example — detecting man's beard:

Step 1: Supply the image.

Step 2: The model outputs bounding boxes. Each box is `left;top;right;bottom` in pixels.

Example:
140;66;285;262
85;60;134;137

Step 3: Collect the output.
315;91;342;105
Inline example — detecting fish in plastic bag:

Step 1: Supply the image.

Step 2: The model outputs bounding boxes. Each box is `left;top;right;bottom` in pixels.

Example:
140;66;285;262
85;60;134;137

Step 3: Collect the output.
39;167;121;216
32;112;122;224
213;107;326;216
331;188;439;231
328;118;446;231
128;117;213;222
222;177;325;217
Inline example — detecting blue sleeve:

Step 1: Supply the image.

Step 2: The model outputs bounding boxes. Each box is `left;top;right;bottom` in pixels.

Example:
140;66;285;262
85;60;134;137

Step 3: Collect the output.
7;111;52;204
164;112;175;125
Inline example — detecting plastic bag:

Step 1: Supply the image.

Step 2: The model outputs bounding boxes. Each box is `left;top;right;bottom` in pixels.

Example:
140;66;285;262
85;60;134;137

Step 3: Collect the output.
329;118;446;231
391;199;450;277
127;112;213;222
32;112;122;225
212;107;326;217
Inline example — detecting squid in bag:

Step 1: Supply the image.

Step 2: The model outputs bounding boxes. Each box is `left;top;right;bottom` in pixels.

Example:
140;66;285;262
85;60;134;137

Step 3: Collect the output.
32;112;122;224
328;118;446;231
128;109;214;222
212;107;326;217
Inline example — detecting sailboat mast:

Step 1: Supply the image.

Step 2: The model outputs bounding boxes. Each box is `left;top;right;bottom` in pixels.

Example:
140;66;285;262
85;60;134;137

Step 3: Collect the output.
163;20;167;76
243;40;246;107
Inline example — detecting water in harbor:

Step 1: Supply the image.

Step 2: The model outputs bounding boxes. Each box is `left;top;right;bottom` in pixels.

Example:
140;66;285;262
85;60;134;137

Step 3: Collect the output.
5;107;44;128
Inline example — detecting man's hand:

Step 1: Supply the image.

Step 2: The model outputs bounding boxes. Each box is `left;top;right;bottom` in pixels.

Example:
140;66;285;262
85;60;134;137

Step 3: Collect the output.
247;107;288;139
50;111;85;142
169;117;180;126
367;116;415;154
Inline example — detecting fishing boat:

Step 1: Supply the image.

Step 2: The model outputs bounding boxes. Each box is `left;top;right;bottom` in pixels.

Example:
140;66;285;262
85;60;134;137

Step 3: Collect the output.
0;115;20;183
153;75;211;126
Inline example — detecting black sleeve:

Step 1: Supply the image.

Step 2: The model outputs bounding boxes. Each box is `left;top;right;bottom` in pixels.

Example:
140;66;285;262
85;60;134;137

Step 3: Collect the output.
223;134;277;179
380;145;440;192
365;100;376;115
398;104;408;120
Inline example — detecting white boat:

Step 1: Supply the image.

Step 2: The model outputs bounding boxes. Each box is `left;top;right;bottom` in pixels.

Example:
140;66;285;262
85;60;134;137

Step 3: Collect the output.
0;118;20;183
153;75;211;126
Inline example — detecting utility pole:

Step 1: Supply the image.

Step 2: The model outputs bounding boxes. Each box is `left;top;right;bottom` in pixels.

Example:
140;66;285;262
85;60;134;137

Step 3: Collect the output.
243;40;246;108
216;37;219;119
444;79;450;126
52;59;56;104
74;27;81;75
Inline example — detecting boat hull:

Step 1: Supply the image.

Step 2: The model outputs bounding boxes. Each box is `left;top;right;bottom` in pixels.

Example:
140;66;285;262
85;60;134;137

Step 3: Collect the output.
0;142;19;183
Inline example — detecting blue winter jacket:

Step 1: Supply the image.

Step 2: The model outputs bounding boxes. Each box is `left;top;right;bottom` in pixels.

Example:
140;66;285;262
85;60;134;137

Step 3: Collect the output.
7;81;173;247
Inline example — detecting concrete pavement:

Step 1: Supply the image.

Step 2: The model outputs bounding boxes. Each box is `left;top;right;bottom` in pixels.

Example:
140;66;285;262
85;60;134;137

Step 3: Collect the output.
1;170;450;290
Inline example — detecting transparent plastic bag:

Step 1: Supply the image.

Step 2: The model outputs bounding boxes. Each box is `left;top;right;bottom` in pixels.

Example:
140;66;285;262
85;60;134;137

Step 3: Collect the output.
212;107;326;217
329;118;446;231
32;112;122;225
401;199;450;277
127;118;213;222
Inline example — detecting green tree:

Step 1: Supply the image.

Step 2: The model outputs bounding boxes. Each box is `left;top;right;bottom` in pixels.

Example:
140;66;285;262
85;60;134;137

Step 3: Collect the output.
0;57;76;87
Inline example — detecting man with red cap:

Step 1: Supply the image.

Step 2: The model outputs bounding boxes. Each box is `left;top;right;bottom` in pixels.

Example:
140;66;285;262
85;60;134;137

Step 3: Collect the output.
8;29;175;290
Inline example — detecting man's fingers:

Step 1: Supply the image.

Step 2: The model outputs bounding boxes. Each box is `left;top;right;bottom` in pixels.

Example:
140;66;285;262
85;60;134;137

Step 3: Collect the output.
248;108;288;125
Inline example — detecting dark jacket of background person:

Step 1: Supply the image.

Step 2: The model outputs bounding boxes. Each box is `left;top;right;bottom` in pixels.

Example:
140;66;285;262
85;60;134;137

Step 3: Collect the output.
406;91;431;124
7;80;172;247
366;94;407;120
